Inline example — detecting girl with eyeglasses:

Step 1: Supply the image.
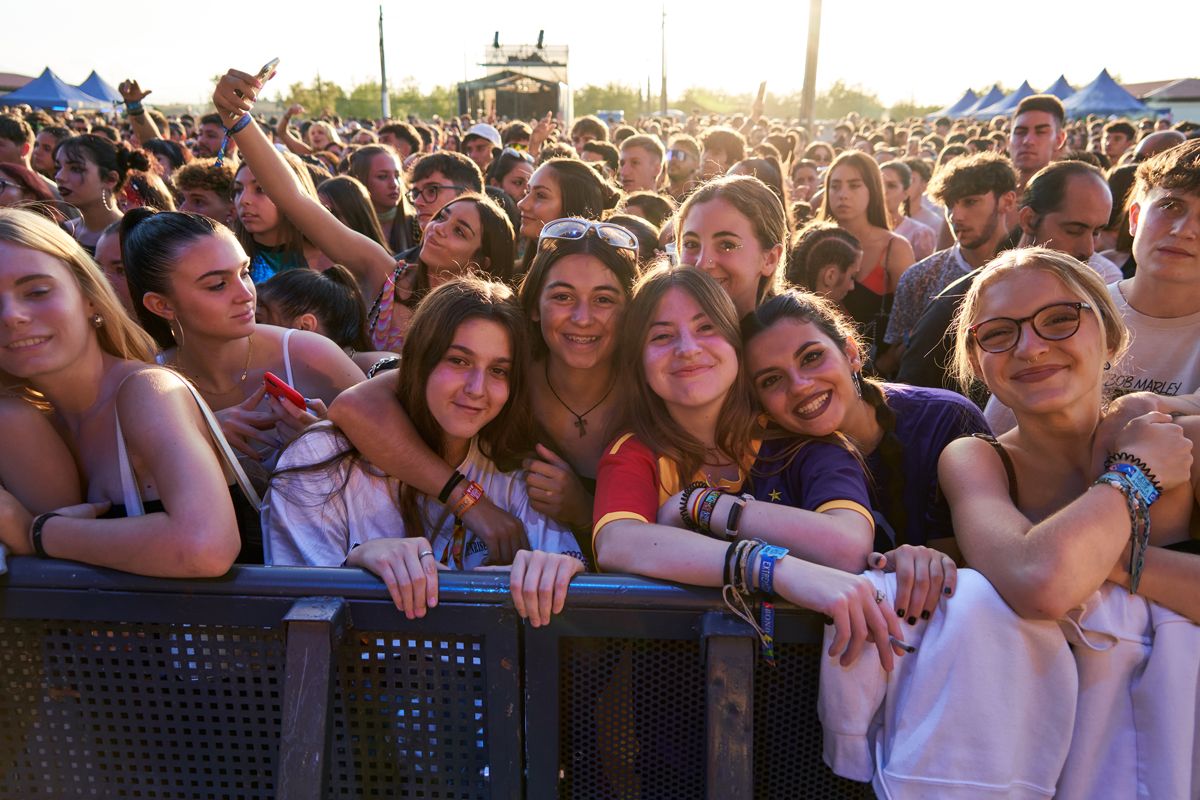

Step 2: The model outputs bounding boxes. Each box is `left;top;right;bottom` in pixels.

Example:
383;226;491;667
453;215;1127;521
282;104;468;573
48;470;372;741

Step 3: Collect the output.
327;219;641;566
940;248;1200;798
212;70;515;353
266;276;586;625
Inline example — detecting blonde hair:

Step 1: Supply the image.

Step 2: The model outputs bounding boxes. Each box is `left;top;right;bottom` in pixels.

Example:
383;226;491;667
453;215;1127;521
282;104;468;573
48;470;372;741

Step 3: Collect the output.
0;208;158;391
950;247;1128;391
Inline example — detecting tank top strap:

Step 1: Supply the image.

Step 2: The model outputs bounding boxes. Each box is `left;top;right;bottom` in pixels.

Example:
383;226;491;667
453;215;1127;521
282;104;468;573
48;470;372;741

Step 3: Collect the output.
282;327;296;386
970;432;1019;505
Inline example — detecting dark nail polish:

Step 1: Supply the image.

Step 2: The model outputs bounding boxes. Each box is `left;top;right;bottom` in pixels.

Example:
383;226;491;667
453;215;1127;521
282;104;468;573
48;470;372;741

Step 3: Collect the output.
920;610;930;620
896;608;906;618
907;616;916;626
944;586;952;595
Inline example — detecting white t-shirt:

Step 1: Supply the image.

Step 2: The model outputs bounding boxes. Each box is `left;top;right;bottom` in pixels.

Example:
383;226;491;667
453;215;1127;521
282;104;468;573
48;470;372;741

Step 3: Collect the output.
264;424;585;568
985;280;1200;432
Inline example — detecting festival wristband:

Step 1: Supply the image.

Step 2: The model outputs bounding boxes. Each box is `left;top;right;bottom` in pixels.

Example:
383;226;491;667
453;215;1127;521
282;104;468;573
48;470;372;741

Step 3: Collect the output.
1107;462;1160;505
451;480;484;518
756;545;790;596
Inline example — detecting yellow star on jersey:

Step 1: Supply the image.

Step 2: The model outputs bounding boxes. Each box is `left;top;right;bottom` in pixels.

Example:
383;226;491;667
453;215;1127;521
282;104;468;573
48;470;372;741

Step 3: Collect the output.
768;489;782;502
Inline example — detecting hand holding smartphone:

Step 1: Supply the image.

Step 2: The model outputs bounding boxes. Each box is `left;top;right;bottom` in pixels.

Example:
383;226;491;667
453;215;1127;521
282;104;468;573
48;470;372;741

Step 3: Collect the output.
263;371;305;409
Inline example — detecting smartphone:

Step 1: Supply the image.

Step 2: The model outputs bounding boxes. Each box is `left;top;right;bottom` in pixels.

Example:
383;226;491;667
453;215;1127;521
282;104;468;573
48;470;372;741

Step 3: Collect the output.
755;81;767;108
263;371;305;408
256;58;280;83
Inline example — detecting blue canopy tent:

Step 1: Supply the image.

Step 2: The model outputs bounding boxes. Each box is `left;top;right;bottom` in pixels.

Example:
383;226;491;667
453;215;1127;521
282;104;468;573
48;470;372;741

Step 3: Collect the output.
0;67;107;110
76;71;121;105
961;84;1006;117
927;88;977;119
1044;75;1075;100
976;80;1036;117
1063;69;1148;117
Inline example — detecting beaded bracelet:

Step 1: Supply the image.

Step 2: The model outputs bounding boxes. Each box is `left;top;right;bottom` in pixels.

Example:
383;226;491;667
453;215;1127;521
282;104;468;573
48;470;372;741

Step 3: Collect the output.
697;489;722;534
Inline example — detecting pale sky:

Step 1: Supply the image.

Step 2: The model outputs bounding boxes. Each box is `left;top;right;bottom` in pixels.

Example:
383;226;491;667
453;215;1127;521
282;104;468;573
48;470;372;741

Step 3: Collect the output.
5;1;1197;110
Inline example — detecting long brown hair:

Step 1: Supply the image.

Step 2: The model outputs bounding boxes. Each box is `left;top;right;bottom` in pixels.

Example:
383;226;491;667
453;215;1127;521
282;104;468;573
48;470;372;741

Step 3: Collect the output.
818;150;891;231
613;265;758;481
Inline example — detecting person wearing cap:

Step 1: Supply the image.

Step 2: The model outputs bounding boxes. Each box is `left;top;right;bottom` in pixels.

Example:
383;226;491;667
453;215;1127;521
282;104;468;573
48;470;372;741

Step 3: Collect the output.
462;124;501;173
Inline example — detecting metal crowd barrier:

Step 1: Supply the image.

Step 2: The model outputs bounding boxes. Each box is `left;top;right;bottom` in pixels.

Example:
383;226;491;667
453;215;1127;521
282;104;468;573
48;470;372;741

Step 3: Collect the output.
0;560;872;799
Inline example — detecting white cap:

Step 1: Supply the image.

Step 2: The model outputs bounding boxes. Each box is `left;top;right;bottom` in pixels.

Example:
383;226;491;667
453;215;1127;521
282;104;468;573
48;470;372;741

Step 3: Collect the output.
463;123;502;148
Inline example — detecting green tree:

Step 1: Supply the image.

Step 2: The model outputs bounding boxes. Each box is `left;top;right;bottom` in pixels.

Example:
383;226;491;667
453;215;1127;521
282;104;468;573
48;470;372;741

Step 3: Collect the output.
573;83;642;117
888;101;941;121
280;77;346;116
815;81;884;119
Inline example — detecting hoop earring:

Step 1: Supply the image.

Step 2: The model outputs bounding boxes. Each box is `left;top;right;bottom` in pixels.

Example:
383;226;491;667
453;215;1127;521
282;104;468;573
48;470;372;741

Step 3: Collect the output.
851;371;863;398
170;319;185;350
90;313;104;328
101;187;111;207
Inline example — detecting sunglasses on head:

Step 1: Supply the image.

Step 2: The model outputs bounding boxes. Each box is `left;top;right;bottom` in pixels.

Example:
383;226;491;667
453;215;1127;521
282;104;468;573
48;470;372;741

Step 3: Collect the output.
538;218;639;255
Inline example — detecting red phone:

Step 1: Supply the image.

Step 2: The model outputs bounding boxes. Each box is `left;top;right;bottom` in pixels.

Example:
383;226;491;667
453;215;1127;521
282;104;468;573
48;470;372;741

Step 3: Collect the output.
263;371;305;408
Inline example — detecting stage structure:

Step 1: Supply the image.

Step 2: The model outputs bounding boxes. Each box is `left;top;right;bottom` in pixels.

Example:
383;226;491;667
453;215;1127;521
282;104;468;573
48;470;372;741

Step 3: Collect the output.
458;31;572;121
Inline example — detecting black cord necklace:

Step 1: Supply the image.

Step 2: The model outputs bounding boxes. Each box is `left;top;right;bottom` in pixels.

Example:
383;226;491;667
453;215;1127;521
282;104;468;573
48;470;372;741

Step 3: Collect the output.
544;361;614;438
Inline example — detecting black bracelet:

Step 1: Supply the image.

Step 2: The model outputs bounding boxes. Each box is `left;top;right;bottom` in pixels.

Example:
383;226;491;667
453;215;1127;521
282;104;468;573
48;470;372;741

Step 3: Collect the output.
679;481;706;531
438;470;466;504
724;497;747;540
30;512;60;559
1105;451;1163;497
722;540;740;587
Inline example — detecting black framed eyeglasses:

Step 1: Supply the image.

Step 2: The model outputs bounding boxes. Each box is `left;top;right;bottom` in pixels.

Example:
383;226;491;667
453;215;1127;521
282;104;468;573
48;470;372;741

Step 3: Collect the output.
538;218;639;255
407;183;467;204
968;301;1093;354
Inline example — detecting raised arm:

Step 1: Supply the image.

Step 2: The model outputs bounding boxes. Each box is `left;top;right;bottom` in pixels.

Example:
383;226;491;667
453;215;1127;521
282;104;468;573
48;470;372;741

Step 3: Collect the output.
327;369;530;560
15;370;241;577
118;79;163;145
212;71;394;295
275;104;313;156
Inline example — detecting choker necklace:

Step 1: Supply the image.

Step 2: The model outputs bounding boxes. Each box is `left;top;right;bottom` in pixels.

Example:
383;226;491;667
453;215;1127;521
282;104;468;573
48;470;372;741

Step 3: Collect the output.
544;361;614;438
185;334;254;395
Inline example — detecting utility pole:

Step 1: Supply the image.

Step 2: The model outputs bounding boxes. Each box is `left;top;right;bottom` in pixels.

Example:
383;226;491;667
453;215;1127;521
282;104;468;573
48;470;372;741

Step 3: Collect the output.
379;6;390;120
799;0;822;131
660;6;668;116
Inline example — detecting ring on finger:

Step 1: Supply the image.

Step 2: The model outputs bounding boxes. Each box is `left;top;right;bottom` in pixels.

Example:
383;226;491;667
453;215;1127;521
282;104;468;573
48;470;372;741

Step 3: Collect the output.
418;550;434;560
874;589;885;604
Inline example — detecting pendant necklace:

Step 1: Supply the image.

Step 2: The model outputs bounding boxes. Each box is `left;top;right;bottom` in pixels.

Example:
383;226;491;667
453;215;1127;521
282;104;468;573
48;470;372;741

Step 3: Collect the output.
544;362;614;438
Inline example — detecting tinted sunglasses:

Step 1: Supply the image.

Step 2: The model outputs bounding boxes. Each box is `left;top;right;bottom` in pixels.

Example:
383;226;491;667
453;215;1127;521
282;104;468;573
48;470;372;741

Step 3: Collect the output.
538;218;639;255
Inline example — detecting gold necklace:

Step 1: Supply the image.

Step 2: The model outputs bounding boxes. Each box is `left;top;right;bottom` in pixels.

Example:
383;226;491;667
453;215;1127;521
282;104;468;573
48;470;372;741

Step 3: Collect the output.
184;334;254;395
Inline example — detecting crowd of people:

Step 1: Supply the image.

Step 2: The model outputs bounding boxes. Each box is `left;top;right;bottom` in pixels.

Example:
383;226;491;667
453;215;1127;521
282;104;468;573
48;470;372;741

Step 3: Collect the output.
0;63;1198;796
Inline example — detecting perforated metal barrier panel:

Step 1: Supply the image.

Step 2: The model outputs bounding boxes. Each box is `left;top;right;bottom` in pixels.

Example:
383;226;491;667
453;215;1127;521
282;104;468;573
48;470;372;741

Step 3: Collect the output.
0;563;874;799
0;619;283;799
330;632;491;799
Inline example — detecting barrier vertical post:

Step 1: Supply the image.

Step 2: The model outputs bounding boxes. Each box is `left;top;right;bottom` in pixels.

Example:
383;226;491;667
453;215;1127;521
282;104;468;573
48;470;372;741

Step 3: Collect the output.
278;596;349;800
701;611;755;800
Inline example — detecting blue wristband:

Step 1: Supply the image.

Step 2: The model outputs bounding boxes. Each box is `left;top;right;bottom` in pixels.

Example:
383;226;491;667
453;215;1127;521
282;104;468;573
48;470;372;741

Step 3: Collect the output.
757;545;789;596
227;113;253;134
1108;462;1160;505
